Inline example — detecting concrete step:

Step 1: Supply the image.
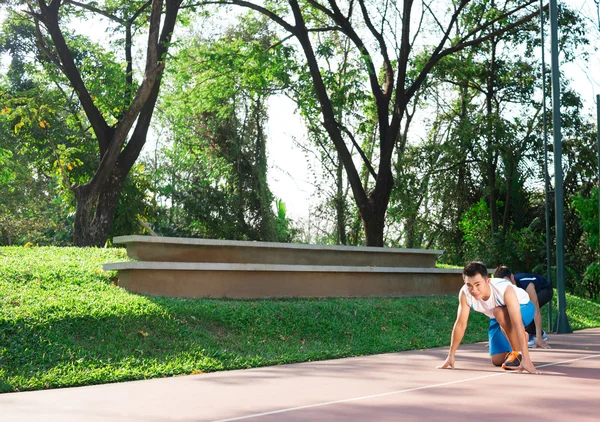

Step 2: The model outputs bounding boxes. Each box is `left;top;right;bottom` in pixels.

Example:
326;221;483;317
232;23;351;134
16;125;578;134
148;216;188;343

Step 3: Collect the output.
103;261;463;298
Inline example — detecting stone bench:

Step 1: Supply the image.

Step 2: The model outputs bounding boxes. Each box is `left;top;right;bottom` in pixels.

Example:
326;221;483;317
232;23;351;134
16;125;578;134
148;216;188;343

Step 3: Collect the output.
104;236;465;299
111;235;443;267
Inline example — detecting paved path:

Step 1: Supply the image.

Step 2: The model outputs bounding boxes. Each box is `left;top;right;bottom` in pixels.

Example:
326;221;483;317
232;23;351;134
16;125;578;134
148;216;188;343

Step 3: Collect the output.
2;328;599;421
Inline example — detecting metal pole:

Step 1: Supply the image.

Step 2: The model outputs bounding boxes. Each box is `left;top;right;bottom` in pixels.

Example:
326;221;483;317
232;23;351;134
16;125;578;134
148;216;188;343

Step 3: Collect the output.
550;0;571;333
540;0;553;332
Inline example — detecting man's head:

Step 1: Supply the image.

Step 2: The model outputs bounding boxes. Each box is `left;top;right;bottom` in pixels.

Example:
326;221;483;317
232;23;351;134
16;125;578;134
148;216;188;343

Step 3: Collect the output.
462;261;491;300
494;265;516;285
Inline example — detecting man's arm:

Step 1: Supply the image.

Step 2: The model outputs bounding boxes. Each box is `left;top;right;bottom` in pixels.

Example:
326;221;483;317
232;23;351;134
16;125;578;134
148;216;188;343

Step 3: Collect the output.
503;287;538;374
438;292;470;369
525;284;550;349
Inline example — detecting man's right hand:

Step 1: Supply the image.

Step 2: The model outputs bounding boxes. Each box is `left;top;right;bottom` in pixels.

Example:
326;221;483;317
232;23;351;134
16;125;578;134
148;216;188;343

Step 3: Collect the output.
437;356;455;369
518;357;540;374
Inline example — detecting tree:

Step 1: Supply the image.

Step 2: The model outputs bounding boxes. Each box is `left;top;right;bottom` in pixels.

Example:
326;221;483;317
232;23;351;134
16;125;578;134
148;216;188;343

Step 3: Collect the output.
0;110;72;245
148;14;296;241
210;0;544;246
291;28;370;245
2;0;184;246
0;45;79;245
387;3;589;264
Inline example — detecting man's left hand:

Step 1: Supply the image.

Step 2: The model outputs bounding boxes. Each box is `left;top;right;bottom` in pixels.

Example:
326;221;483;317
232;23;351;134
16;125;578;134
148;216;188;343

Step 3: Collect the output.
535;338;551;349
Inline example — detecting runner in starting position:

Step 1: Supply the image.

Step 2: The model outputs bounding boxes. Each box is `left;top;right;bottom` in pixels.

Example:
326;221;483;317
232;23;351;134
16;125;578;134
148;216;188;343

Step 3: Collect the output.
438;261;538;373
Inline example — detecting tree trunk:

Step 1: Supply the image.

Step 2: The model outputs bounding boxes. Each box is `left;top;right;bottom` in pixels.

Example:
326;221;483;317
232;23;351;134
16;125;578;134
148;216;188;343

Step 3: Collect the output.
486;36;500;234
363;203;387;247
487;155;499;233
73;169;127;247
502;159;514;234
405;217;416;248
254;97;275;241
335;152;347;245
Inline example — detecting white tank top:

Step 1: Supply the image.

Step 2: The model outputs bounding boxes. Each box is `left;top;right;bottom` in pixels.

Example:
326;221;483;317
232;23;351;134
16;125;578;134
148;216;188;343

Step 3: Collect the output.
460;278;530;318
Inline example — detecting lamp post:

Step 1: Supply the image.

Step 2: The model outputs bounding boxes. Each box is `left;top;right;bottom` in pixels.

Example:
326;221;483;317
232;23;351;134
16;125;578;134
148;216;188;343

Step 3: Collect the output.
549;0;571;333
539;0;553;331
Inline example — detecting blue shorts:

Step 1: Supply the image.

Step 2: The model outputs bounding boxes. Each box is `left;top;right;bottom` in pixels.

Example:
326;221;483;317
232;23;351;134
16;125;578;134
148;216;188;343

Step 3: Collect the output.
488;302;535;355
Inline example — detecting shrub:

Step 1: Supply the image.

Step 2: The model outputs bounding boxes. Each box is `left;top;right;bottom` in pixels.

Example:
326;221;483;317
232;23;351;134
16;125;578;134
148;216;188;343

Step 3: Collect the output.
581;261;600;300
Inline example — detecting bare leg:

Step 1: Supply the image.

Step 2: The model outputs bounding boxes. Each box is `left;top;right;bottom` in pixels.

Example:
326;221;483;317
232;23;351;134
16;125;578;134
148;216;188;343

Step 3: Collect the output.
491;353;508;366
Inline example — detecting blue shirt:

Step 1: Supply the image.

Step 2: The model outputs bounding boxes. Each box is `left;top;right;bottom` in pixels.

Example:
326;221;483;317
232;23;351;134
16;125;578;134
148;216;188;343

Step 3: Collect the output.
514;273;552;293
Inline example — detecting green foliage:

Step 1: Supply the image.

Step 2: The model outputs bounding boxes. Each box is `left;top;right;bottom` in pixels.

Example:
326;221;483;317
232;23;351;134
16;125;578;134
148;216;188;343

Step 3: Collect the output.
413;2;591;274
561;121;600;278
458;199;545;270
274;199;297;242
0;0;194;246
0;147;13;184
581;262;600;300
572;188;599;251
149;14;296;241
65;35;130;126
388;142;440;249
291;28;372;245
110;164;160;239
0;1;595;253
0;13;98;245
0;85;75;245
571;188;600;299
458;198;491;260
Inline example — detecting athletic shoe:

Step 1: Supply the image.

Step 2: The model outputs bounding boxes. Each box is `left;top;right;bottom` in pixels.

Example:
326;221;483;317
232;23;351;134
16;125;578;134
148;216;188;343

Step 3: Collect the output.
529;330;550;348
502;351;522;370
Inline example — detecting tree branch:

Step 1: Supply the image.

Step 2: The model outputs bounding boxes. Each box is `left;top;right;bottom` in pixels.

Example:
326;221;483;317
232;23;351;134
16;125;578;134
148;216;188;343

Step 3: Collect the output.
198;1;297;34
120;0;182;171
64;0;125;24
288;0;370;209
406;2;541;101
338;121;377;180
86;0;173;194
457;0;539;46
34;0;112;154
358;0;393;95
130;0;153;24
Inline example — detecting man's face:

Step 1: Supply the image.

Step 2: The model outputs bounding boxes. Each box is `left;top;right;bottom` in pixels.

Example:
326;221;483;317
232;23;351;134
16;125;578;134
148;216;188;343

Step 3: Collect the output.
464;273;491;300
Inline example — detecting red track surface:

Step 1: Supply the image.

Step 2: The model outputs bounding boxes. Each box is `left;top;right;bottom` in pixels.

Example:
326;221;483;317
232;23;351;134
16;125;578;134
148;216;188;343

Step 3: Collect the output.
2;328;599;421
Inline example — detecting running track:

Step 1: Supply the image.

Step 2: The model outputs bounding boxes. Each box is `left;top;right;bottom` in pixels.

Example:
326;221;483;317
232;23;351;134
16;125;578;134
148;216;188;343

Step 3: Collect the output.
2;328;599;421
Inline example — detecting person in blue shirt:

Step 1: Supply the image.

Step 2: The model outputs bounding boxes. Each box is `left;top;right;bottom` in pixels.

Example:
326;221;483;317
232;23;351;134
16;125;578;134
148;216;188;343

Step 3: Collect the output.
494;266;552;349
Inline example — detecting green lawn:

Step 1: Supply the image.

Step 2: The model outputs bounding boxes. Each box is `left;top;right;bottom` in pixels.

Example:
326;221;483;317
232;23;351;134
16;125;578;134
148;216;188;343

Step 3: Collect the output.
1;246;599;393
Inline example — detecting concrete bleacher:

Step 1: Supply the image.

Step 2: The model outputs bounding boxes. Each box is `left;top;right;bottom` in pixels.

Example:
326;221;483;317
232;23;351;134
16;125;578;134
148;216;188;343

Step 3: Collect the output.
103;235;464;298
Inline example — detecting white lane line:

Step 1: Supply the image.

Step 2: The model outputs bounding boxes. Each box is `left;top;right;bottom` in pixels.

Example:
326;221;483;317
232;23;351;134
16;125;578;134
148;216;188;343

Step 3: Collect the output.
211;353;600;422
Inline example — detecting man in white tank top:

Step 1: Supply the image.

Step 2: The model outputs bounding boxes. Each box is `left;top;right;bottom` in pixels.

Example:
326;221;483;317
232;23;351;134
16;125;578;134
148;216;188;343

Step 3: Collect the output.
438;261;538;374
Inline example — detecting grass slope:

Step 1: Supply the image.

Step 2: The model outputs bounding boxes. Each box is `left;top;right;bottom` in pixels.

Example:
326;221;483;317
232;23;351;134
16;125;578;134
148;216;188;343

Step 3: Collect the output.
1;246;599;393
